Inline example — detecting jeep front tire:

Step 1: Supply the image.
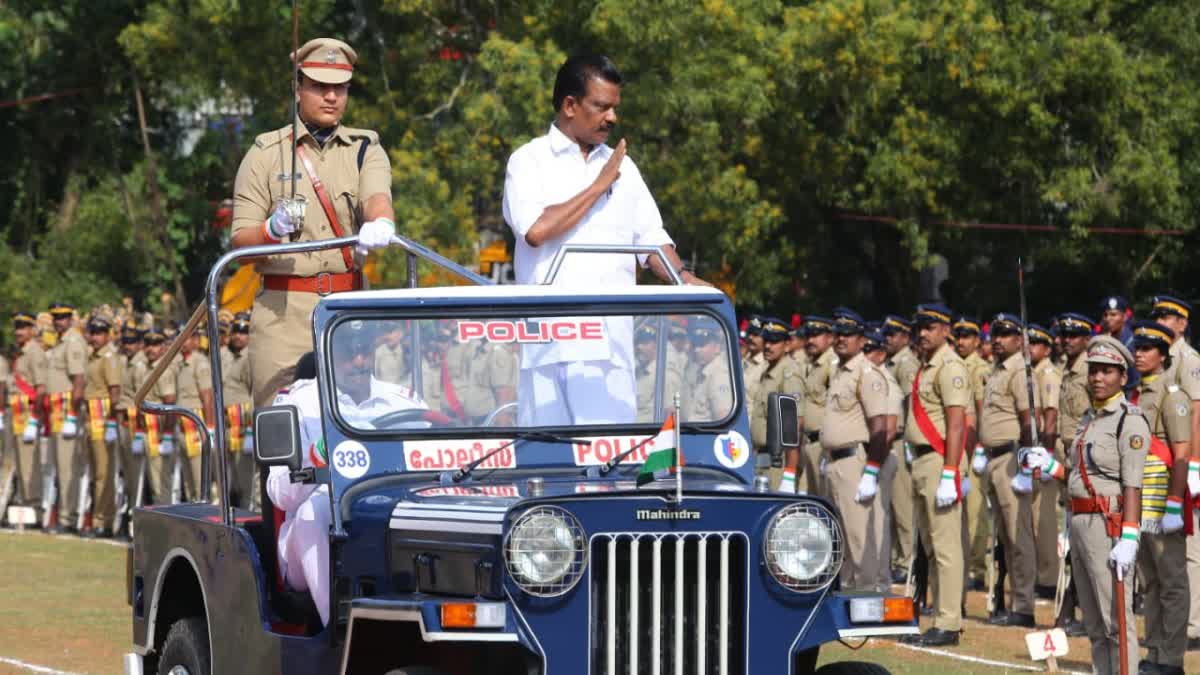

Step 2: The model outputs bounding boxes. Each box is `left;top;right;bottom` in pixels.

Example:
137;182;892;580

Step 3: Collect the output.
157;617;210;675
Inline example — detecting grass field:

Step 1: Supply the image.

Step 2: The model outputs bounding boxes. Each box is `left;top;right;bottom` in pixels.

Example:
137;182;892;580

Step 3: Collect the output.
2;529;1197;674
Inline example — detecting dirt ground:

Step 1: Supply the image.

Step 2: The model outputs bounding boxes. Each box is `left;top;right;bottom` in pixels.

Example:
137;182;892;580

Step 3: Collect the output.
2;529;1198;674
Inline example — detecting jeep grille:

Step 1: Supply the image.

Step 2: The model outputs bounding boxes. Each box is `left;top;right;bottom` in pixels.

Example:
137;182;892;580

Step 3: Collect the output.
590;532;747;675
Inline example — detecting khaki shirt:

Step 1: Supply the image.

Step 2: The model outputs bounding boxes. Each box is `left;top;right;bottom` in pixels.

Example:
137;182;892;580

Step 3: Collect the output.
14;340;48;390
118;351;149;413
46;330;87;395
1067;395;1149;498
231;121;392;277
963;352;990;408
888;346;919;432
789;348;809;370
802;348;837;434
979;352;1038;447
685;355;733;423
456;342;517;418
636;358;658;422
421;356;446;415
1058;355;1090;444
1135;373;1191;444
84;342;122;400
751;358;803;448
375;342;410;386
142;354;177;405
175;351;212;412
881;364;903;419
1034;359;1062;411
222;347;253;408
742;358;766;430
820;352;889;449
1166;339;1200;401
904;342;970;446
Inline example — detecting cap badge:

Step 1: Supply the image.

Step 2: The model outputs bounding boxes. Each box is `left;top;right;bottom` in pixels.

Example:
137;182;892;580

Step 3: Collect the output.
1108;298;1118;309
325;48;339;64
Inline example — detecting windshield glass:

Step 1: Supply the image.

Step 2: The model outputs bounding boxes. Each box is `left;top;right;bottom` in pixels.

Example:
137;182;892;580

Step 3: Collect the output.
328;311;736;433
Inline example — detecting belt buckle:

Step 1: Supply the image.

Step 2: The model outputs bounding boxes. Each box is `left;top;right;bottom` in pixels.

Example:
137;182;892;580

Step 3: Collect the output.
315;272;333;296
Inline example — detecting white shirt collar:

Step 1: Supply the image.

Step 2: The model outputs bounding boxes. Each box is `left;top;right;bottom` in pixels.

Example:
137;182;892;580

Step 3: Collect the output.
547;123;611;162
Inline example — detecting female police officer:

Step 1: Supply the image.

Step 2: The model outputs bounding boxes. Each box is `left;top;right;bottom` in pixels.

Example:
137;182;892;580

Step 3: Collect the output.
1026;335;1147;675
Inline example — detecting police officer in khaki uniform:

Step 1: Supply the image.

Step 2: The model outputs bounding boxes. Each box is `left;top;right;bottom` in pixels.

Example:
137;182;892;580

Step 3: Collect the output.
419;324;454;417
81;312;122;537
820;310;892;590
953;316;992;589
115;320;147;530
140;327;178;504
374;321;410;386
1053;312;1094;635
1127;320;1190;675
978;313;1040;627
1143;295;1200;655
174;329;215;502
883;314;920;581
223;313;256;508
750;318;803;491
231;37;396;407
1025;335;1146;675
453;325;517;425
684;318;733;422
788;326;809;370
797;316;835;495
863;328;902;589
634;322;659;423
9;312;47;524
901;304;969;647
1027;324;1063;595
742;315;766;427
45;303;87;532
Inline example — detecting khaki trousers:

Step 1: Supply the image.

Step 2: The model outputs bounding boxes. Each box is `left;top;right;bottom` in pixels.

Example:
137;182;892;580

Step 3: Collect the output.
824;446;888;591
799;437;823;496
87;434;115;530
116;426;142;517
1139;531;1190;667
146;452;176;505
13;436;42;519
1188;510;1200;639
912;451;963;632
966;458;992;581
985;452;1037;615
0;423;13;516
876;453;898;589
51;430;86;526
250;288;321;408
181;451;203;503
1033;479;1061;587
890;441;915;571
1071;513;1137;675
229;449;259;510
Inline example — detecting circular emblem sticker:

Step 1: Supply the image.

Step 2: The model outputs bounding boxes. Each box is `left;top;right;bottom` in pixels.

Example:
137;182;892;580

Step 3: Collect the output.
1130;435;1144;450
952;376;965;389
714;431;750;469
1179;403;1190;417
331;440;370;479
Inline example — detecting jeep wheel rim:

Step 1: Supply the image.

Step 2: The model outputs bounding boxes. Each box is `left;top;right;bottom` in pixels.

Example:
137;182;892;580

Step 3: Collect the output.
168;667;191;675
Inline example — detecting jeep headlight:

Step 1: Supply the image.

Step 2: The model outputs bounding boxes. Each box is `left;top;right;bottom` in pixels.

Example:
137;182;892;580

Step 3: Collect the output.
764;502;843;592
504;505;587;597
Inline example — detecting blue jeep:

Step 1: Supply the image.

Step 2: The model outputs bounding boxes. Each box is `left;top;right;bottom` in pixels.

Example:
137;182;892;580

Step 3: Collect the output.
124;238;916;675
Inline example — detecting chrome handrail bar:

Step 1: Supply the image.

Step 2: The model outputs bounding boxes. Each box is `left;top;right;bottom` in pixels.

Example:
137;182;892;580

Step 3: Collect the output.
541;244;683;286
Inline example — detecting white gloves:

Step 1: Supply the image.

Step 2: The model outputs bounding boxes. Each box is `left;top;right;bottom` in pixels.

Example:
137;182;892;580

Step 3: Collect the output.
61;415;78;439
1021;446;1050;472
159;435;174;455
778;468;796;495
1163;497;1186;534
356;217;396;255
936;468;959;508
132;432;146;455
1011;467;1034;495
1189;460;1200;498
1109;526;1138;576
972;446;988;475
264;201;301;241
243;428;255;453
960;474;972;498
22;419;38;442
104;421;118;444
856;462;881;503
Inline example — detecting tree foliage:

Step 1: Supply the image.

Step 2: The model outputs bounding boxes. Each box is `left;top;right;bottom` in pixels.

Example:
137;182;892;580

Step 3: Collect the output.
4;0;1200;326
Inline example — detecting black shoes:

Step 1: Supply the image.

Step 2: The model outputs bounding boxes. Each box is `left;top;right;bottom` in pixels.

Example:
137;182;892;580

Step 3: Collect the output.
1034;584;1056;600
905;627;960;647
1139;661;1185;675
989;611;1035;628
1055;617;1087;637
891;567;909;585
1188;636;1200;651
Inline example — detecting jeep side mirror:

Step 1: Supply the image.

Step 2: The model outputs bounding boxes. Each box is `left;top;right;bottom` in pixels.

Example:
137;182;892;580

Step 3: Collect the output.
253;405;302;472
766;394;800;466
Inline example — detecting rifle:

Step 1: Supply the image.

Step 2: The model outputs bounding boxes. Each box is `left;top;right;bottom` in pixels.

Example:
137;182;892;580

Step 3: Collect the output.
993;533;1008;616
113;457;128;535
76;464;91;531
985;497;997;615
0;469;14;521
1053;506;1071;619
41;447;56;529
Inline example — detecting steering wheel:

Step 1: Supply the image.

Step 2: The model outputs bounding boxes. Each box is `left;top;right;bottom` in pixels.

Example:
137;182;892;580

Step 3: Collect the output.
370;408;455;429
481;402;519;427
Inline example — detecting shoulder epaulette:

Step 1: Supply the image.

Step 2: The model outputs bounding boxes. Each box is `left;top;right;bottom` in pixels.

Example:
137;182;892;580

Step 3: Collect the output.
253;127;289;151
343;128;380;144
1123;403;1143;416
1168;384;1181;393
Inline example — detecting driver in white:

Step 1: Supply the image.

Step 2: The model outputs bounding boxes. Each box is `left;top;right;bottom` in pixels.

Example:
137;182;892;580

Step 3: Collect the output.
501;54;706;426
267;321;425;626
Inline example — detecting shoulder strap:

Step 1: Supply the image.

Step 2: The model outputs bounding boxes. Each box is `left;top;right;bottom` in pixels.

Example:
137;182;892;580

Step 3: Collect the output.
357;138;369;170
910;366;946;455
294;143;356;271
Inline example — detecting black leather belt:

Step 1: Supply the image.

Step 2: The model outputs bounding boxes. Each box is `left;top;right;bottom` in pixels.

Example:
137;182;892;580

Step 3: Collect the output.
911;444;937;458
805;431;820;443
829;446;860;462
987;442;1016;459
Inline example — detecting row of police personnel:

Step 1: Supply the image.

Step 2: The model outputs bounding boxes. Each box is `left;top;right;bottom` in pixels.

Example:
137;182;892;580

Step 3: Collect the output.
738;296;1200;675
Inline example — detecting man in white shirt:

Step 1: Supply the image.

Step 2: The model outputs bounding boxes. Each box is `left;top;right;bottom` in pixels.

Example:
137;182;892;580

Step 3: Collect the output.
502;53;706;426
266;322;425;625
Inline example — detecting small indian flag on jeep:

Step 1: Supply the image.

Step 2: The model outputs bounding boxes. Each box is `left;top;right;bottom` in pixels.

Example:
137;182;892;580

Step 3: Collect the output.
636;414;681;486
